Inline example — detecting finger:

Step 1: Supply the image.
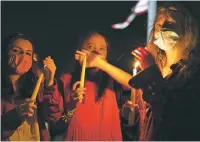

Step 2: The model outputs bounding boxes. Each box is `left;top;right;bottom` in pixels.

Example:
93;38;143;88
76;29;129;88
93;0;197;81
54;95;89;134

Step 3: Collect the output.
25;98;35;103
75;54;81;60
78;95;84;102
76;50;85;55
76;87;86;92
43;62;56;69
43;61;55;66
132;51;142;60
75;54;80;58
44;66;56;72
44;58;55;64
75;56;79;61
72;81;81;91
137;47;149;56
29;103;37;109
43;64;56;70
134;104;139;109
43;60;56;66
28;107;35;114
76;91;86;96
126;100;133;105
27;112;34;117
81;49;90;54
45;56;51;59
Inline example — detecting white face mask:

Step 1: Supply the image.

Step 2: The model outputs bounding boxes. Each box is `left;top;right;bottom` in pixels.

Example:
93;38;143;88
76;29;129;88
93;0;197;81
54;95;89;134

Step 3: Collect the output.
153;30;179;51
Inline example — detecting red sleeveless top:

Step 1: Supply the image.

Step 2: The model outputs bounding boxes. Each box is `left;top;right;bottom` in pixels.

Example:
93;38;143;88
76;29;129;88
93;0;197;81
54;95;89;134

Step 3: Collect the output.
60;74;122;141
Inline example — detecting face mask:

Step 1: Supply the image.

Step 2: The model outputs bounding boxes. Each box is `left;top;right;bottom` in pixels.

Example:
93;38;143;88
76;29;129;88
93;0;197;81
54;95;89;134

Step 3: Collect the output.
8;49;32;75
153;30;179;51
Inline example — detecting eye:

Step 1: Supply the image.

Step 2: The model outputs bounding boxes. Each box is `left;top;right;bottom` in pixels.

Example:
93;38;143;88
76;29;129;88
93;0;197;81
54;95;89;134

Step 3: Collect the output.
100;47;105;51
26;52;32;56
11;48;20;53
88;45;94;49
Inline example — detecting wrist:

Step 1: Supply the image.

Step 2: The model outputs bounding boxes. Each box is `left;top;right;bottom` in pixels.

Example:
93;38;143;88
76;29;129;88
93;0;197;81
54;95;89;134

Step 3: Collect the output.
45;78;54;87
96;57;107;70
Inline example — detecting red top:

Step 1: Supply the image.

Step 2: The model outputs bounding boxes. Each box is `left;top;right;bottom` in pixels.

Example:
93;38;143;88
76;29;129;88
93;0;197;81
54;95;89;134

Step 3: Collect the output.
60;74;122;141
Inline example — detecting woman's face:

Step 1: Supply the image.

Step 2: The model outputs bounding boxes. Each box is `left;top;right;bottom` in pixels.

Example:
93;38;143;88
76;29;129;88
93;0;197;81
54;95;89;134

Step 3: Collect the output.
8;38;33;75
82;34;108;58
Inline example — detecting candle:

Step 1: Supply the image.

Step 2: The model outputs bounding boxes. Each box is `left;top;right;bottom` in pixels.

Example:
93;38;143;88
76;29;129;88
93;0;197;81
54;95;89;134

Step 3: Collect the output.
133;68;137;76
79;53;87;103
128;61;140;125
80;53;87;88
133;61;139;76
31;73;44;101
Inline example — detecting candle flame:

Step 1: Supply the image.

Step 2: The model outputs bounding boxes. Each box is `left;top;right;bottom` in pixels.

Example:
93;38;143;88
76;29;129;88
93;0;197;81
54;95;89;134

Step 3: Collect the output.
135;61;140;68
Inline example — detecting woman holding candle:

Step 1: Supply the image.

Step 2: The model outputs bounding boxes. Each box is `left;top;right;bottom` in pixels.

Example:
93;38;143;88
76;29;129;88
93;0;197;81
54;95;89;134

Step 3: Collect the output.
76;4;200;141
50;32;122;141
1;33;63;141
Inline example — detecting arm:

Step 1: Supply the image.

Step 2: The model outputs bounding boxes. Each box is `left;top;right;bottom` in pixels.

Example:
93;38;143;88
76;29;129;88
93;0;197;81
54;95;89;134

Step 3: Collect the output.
76;50;133;89
42;74;75;134
96;59;133;89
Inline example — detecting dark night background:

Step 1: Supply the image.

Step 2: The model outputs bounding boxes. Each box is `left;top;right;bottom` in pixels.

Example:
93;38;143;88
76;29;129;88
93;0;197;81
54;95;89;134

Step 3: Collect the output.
2;1;200;77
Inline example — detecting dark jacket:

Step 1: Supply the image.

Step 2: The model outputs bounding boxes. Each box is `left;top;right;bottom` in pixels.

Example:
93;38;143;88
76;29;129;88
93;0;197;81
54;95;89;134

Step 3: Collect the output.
129;58;200;140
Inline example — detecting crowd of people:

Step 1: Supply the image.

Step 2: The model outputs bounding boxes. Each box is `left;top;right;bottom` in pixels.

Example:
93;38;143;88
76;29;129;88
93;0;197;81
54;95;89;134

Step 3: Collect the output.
2;3;200;141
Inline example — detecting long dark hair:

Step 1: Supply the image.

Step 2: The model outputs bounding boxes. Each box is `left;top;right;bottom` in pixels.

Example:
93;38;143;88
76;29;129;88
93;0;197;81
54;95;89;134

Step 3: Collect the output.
2;33;37;99
70;31;111;100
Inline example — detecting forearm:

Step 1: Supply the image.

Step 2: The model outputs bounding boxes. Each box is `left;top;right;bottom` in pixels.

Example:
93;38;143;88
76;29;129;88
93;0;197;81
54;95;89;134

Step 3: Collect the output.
98;59;133;89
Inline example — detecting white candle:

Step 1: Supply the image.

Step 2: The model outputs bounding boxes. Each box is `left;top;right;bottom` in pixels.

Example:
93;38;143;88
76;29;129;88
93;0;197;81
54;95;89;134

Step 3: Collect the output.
133;61;139;76
80;53;87;88
128;61;139;125
133;68;137;76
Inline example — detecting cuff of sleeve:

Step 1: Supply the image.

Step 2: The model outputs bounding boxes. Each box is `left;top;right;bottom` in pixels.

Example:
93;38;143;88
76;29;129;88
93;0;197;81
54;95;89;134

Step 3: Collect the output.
128;64;163;89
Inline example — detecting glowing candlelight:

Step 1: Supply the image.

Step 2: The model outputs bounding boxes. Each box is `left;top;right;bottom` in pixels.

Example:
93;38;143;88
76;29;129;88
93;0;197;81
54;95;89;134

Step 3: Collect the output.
133;61;139;76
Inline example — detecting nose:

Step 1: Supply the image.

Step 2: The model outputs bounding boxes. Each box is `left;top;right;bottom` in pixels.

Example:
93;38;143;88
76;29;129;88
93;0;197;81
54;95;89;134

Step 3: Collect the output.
91;50;100;55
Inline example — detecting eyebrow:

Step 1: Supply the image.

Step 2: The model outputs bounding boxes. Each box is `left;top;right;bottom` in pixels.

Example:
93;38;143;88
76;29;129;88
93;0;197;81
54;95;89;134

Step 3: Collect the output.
12;46;33;52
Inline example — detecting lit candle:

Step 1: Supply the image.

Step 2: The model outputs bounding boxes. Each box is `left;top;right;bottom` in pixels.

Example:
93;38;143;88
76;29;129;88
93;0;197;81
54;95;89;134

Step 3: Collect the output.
133;61;139;76
128;61;140;125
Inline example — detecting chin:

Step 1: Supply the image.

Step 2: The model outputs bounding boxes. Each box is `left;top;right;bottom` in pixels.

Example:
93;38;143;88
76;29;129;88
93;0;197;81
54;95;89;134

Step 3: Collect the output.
15;69;29;75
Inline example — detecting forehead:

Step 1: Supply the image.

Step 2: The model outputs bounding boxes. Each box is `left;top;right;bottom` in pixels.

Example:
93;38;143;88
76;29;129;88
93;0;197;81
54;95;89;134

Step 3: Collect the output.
87;34;107;46
12;38;33;51
157;13;176;24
